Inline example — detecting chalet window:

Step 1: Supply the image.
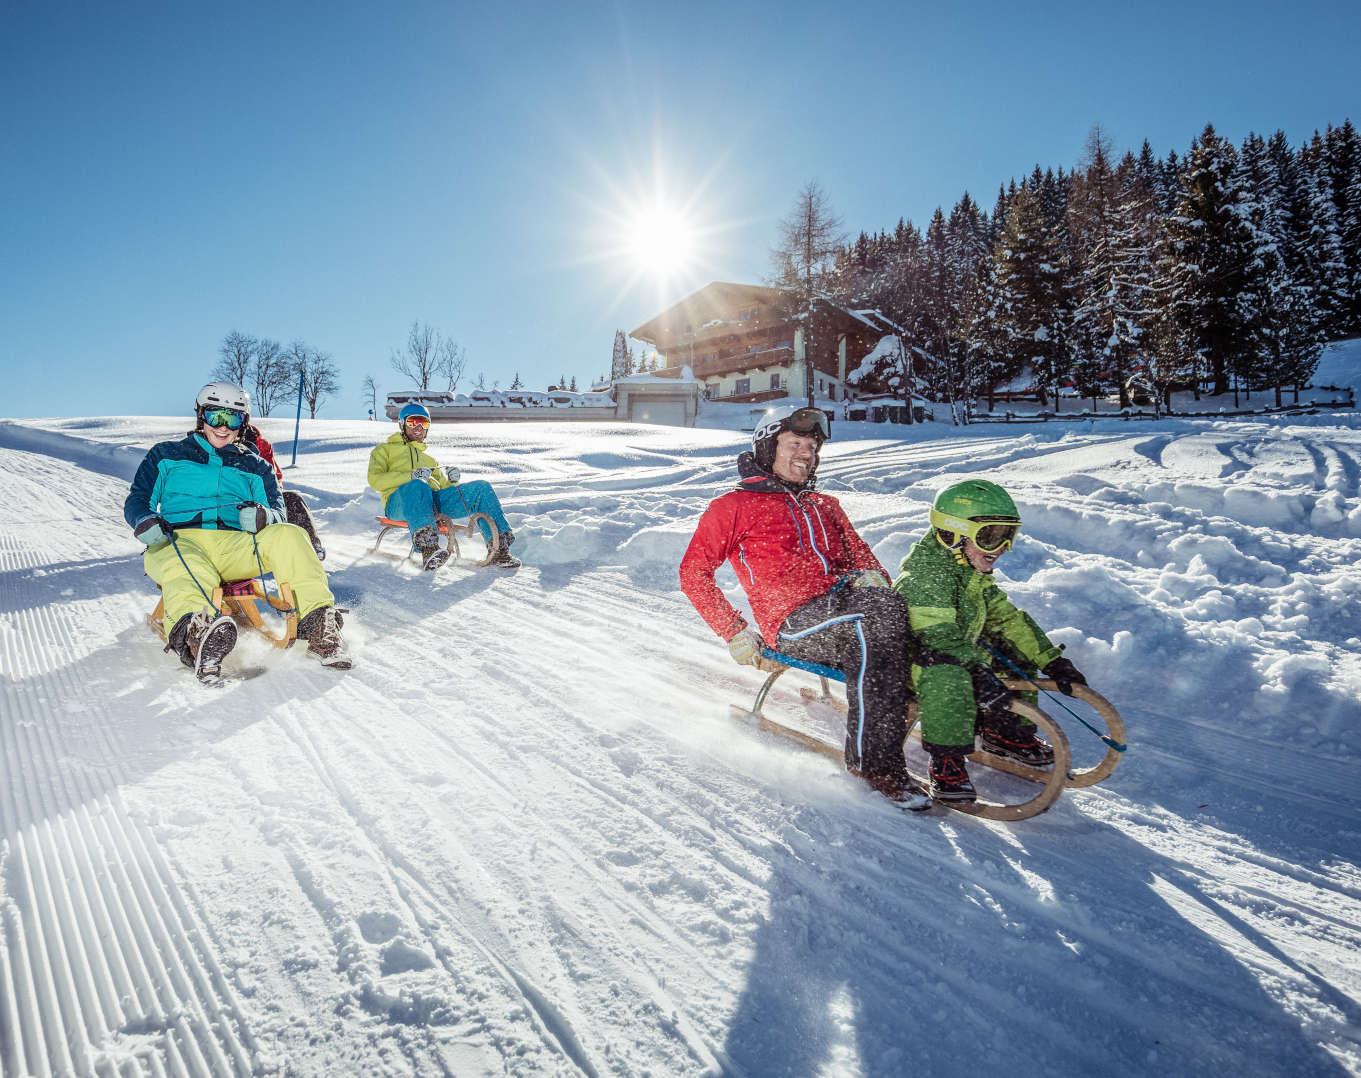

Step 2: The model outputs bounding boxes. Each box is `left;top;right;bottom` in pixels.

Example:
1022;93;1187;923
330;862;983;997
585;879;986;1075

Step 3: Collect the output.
770;373;781;390
735;378;751;395
740;307;755;320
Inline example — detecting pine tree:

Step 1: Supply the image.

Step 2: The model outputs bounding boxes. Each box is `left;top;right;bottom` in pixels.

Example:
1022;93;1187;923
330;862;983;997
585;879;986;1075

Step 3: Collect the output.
510;371;523;390
1069;128;1141;406
993;183;1070;407
1158;125;1256;396
1323;120;1361;332
569;376;578;392
611;330;629;381
1237;132;1324;405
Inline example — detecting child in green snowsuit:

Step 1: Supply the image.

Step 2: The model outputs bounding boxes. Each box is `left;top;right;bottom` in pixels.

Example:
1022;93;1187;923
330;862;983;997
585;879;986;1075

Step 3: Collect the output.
892;479;1086;803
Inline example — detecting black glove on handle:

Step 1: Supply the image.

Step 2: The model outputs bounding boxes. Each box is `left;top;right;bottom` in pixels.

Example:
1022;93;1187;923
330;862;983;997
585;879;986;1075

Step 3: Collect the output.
970;665;1013;715
1042;656;1087;696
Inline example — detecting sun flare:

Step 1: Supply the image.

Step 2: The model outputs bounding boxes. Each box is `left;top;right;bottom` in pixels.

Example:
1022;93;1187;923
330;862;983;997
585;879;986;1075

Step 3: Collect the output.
626;204;696;277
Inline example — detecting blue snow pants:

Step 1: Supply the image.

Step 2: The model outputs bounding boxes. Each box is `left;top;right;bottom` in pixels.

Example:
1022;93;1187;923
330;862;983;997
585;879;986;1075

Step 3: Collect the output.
383;479;511;543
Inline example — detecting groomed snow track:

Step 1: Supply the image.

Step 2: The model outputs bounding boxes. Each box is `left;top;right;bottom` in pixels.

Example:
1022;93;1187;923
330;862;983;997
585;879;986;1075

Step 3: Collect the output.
2;531;257;1076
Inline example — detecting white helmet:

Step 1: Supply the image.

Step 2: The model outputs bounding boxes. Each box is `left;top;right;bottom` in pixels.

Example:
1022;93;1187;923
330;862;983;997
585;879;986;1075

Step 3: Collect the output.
752;404;829;473
196;381;251;414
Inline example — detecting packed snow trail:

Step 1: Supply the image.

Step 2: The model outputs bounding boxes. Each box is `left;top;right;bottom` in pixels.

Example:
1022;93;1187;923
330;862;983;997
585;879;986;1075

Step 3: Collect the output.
1;399;1360;1076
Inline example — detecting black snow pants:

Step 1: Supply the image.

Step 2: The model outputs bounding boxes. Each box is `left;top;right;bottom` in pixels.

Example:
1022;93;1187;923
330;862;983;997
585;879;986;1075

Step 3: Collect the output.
282;490;324;553
773;583;910;779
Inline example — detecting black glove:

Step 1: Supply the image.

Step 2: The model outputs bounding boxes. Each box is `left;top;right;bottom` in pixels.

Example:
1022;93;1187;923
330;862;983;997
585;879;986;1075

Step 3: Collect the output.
133;515;171;546
971;665;1013;715
237;502;271;533
1042;656;1087;696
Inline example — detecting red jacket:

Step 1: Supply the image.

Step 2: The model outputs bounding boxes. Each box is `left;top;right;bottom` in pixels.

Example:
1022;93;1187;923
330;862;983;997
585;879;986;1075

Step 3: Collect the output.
247;427;284;482
679;460;886;643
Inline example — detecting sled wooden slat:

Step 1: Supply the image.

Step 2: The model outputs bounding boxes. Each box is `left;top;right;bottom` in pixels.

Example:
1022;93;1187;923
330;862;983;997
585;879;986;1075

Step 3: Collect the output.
729;704;845;764
737;654;1124;822
1019;680;1126;787
370;511;499;567
147;579;297;649
794;685;1073;821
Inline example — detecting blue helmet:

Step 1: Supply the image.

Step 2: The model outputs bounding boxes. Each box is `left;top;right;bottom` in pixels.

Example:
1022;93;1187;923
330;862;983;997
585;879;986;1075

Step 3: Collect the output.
398;402;431;424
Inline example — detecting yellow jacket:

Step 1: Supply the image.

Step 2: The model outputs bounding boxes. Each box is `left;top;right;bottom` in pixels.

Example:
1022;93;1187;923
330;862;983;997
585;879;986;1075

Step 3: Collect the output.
367;432;455;500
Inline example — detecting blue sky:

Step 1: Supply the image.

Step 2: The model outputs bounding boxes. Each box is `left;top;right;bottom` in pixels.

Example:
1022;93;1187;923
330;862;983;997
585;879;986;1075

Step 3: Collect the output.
2;0;1357;419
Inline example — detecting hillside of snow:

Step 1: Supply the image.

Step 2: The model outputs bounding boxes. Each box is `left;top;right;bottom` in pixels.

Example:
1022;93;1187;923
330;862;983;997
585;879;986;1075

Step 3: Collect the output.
3;361;1361;1075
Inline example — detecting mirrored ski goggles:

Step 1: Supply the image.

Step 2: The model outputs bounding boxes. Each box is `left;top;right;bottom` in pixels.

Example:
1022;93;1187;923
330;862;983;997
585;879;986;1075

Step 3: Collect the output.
785;408;829;439
967;520;1021;553
403;416;431;430
203;407;246;430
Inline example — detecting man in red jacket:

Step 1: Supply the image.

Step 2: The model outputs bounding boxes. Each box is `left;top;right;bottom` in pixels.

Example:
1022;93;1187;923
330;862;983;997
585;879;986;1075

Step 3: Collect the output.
679;405;928;810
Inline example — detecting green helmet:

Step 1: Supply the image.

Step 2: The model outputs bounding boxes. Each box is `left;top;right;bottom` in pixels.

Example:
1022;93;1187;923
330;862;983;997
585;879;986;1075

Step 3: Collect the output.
930;480;1022;552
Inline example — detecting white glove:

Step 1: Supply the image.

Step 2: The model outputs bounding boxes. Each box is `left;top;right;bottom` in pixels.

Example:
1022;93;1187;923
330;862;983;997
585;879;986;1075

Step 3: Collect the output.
411;467;434;482
442;465;460;485
850;569;890;588
727;627;764;667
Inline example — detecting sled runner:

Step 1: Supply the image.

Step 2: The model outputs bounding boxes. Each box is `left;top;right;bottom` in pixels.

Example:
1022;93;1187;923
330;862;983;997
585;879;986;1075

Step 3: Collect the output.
731;649;1126;822
370;511;500;568
147;577;298;649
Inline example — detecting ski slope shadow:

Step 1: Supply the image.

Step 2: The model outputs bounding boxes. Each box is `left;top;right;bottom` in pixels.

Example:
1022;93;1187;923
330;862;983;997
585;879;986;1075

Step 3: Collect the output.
0;551;149;614
720;801;1356;1077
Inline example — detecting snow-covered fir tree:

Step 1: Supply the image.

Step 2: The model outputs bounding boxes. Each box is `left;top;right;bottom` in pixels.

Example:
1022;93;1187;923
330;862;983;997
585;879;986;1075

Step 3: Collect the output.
993;183;1070;405
610;330;630;381
1158;124;1256;396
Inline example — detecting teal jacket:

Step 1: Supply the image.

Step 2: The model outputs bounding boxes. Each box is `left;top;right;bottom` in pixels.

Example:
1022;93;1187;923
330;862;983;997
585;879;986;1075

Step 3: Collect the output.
124;433;283;531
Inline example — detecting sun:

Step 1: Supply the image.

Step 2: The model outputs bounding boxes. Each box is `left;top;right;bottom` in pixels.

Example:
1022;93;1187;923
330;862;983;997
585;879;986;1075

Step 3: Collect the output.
625;203;696;277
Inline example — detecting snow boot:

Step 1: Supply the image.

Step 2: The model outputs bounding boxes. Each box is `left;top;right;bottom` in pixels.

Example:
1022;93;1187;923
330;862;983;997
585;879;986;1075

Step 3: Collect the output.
411;525;448;572
858;768;932;812
297;605;351;669
168;608;238;682
485;530;520;569
927;753;977;804
979;716;1055;765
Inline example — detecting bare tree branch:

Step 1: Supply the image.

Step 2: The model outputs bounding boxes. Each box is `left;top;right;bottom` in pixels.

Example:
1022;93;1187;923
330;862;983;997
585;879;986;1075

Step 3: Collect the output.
770;181;846;404
251;338;291;416
215;330;256;385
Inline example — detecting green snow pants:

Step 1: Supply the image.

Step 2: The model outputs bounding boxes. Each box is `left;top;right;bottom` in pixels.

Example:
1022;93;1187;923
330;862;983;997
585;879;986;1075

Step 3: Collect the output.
144;525;334;628
911;653;1040;751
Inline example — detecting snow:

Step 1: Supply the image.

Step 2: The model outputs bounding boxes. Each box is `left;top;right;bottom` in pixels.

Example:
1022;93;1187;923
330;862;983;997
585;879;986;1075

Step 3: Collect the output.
3;382;1361;1075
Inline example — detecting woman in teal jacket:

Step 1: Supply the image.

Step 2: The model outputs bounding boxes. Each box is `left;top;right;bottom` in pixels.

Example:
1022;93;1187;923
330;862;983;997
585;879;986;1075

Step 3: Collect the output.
125;382;348;679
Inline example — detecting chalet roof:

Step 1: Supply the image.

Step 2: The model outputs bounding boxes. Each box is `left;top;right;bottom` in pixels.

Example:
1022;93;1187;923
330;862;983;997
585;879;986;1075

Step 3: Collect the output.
631;281;901;351
630;281;786;344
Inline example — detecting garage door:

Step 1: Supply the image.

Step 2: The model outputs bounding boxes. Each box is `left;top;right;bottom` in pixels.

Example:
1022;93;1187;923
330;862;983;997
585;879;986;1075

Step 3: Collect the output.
629;399;689;426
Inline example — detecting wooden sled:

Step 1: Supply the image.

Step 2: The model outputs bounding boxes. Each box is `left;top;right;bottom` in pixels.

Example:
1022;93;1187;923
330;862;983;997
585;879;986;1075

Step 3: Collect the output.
731;651;1125;822
370;511;499;568
147;578;298;649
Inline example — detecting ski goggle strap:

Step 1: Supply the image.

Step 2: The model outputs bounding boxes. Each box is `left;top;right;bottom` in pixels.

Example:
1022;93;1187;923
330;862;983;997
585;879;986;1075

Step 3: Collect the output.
203;408;245;430
930;508;1021;553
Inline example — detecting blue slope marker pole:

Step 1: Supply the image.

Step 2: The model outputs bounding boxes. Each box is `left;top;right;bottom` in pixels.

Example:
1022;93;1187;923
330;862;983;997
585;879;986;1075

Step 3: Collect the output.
289;368;303;468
